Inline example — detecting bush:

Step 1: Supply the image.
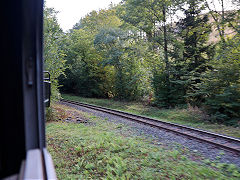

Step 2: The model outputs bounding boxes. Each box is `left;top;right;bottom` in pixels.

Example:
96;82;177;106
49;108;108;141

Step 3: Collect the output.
45;107;56;122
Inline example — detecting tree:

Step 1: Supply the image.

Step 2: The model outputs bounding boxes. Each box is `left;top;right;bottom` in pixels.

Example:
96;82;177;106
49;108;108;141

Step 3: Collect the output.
57;1;240;125
176;0;214;105
196;34;240;125
59;29;113;97
44;7;66;100
73;8;122;33
94;28;152;100
60;9;123;98
119;0;182;106
205;0;240;44
94;28;132;99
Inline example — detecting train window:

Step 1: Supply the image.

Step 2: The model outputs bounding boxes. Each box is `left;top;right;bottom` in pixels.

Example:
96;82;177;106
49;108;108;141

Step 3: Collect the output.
1;0;56;179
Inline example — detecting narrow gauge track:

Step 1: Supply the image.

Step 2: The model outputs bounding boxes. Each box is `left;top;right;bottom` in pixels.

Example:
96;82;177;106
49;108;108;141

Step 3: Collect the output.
61;99;240;154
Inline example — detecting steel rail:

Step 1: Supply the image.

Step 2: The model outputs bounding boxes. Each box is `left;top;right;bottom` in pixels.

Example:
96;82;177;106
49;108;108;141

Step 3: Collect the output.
61;99;240;154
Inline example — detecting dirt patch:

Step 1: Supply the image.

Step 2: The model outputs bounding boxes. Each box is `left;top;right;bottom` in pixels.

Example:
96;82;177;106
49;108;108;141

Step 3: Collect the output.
53;103;89;123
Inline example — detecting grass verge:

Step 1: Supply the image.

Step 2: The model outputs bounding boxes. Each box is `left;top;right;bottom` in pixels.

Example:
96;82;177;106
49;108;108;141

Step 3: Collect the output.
46;103;240;179
62;94;240;138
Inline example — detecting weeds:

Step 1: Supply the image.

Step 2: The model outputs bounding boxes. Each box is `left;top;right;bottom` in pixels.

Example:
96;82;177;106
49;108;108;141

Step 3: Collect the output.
46;104;240;179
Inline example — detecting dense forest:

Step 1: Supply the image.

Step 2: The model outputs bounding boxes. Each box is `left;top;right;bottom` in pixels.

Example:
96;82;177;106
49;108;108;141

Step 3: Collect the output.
44;0;240;126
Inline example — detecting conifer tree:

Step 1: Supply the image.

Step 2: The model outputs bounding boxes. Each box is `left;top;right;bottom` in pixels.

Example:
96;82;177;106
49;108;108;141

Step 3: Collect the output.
176;0;214;105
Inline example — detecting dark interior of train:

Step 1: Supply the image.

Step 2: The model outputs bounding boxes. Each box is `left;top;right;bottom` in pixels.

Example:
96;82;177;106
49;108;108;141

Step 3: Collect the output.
1;0;49;178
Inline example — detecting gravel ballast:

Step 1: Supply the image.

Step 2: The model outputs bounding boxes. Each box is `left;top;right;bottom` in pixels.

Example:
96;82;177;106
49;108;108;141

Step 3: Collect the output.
60;101;240;168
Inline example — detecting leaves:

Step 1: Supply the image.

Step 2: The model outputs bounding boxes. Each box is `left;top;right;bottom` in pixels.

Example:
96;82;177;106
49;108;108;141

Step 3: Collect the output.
44;7;67;101
54;1;240;125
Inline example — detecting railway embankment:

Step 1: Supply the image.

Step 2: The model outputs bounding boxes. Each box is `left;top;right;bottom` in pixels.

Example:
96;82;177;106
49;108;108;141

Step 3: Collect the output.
62;94;240;138
46;103;240;179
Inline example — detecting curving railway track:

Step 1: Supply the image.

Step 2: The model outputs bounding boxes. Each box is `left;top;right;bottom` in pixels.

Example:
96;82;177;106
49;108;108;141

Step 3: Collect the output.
61;99;240;154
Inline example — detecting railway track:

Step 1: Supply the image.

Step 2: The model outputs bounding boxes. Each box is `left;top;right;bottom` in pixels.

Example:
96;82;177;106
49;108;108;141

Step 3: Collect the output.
61;99;240;154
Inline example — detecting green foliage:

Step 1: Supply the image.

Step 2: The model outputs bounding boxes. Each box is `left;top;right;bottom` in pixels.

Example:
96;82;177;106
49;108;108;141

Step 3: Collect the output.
152;70;170;107
45;107;56;122
59;29;112;97
94;27;152;100
44;7;66;100
55;1;240;125
73;8;122;33
118;0;156;36
119;0;179;105
61;7;153;100
195;35;240;125
150;0;214;107
60;8;123;98
94;28;137;100
174;0;215;106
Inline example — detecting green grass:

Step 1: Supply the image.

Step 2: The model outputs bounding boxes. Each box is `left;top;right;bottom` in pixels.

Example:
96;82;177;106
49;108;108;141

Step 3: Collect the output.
62;94;240;138
47;104;240;179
